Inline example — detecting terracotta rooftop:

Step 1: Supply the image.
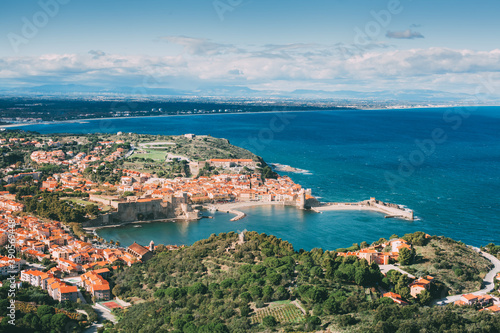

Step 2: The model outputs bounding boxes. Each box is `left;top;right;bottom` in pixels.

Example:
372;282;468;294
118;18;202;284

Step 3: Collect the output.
128;242;150;256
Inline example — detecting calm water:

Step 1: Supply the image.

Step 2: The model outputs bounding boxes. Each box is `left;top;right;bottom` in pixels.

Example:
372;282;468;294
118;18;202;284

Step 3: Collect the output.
14;107;500;251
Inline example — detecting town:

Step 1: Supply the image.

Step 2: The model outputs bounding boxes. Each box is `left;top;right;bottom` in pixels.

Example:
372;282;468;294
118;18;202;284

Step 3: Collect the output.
1;131;500;332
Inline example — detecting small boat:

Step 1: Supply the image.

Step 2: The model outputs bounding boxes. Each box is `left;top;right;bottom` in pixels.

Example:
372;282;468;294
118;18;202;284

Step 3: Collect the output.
134;225;142;228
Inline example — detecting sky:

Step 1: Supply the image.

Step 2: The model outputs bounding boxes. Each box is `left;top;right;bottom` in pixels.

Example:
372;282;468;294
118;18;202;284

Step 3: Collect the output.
1;0;500;97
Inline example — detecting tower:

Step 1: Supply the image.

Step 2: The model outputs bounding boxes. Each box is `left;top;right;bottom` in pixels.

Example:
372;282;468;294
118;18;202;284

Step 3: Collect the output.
149;240;155;252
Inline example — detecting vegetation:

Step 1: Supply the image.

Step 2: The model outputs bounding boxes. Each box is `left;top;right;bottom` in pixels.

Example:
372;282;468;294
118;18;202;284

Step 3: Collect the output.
98;231;500;332
401;235;491;295
0;98;339;122
0;282;93;332
482;243;500;258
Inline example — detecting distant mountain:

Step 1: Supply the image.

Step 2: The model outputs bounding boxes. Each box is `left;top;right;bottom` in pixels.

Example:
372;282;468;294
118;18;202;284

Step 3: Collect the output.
286;89;475;102
1;84;495;104
193;85;262;97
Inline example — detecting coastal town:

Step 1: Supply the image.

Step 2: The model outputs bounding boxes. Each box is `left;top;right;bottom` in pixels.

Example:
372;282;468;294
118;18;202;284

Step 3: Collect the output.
1;131;500;331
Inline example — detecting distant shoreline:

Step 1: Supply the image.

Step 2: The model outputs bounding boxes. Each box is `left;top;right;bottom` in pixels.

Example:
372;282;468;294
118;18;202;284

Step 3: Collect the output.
2;105;494;130
0;110;340;129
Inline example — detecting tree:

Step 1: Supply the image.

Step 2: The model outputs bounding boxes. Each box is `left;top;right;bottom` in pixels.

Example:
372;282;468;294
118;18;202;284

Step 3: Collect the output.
51;313;69;332
112;285;122;297
398;247;413;265
267;273;282;286
305;316;321;331
262;315;277;328
37;305;55;317
239;304;251;317
417;289;432;305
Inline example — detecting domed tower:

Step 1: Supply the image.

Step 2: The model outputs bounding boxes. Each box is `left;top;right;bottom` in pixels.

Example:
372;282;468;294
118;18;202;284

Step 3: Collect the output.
149;240;155;252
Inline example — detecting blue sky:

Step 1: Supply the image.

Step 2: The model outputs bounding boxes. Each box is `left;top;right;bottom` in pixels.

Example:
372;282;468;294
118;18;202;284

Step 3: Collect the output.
1;0;500;97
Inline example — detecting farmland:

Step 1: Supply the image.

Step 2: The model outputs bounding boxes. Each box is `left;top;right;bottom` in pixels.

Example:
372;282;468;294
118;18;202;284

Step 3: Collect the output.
251;301;305;324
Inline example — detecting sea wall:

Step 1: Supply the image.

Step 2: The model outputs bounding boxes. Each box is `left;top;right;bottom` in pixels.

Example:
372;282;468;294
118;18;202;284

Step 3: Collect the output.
313;198;414;221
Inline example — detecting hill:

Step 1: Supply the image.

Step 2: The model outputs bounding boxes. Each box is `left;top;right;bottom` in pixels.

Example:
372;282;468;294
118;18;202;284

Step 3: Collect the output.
401;235;492;296
106;232;500;333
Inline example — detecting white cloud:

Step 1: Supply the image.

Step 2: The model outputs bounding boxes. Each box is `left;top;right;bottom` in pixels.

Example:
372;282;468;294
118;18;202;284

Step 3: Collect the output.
159;36;240;56
386;29;424;39
1;46;500;96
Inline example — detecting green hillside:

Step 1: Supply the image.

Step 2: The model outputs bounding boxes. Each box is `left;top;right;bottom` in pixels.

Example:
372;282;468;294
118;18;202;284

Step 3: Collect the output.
106;232;500;333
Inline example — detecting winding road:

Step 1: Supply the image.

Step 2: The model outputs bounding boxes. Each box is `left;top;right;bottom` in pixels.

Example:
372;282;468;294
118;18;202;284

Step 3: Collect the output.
433;247;500;305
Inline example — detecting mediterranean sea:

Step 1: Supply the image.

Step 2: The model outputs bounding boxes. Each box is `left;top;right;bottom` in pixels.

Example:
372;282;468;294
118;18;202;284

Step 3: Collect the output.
13;107;500;251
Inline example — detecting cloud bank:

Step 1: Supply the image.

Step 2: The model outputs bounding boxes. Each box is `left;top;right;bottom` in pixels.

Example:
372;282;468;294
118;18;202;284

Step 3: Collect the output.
1;39;499;96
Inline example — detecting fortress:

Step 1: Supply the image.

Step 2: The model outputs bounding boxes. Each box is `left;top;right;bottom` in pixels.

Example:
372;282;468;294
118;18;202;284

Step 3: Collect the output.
82;193;200;228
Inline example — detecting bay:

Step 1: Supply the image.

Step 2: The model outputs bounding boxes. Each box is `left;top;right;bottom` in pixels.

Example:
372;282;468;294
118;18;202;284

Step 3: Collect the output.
14;107;500;250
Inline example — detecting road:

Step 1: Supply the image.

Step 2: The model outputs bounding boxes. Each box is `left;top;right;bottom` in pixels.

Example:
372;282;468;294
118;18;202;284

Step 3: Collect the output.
433;247;500;305
379;264;416;279
83;304;118;333
123;144;135;159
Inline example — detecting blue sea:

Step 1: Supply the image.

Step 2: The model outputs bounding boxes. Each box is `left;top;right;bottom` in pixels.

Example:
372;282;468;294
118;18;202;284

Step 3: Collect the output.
13;107;500;251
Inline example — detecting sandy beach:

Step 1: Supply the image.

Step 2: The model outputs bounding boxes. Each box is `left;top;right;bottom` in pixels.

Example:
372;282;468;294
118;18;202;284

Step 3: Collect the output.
206;201;285;221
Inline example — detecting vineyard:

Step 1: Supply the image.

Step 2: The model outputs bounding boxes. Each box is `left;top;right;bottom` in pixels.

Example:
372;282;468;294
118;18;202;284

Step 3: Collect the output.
251;301;305;324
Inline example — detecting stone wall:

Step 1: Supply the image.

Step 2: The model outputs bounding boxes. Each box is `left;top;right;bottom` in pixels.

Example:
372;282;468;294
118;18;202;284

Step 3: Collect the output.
83;194;200;227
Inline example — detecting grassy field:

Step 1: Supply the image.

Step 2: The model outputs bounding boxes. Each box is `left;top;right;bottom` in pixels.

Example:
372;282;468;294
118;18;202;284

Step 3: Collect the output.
135;135;258;162
131;149;166;161
62;197;112;212
63;197;94;206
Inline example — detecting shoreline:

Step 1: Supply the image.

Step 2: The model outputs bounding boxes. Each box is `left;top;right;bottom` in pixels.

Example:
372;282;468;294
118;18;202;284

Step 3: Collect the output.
1;105;494;129
87;201;287;233
83;216;194;232
0;110;337;129
205;201;286;221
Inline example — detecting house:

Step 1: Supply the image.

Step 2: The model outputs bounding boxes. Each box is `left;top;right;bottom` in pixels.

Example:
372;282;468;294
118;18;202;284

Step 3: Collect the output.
409;277;433;298
383;292;409;305
0;231;7;246
390;239;411;253
126;242;153;262
57;258;82;274
79;271;111;301
459;294;478;305
485;305;500;313
59;286;78;302
456;294;493;307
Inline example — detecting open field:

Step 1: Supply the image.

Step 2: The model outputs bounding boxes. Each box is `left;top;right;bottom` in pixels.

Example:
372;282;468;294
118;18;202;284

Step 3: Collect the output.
62;197;112;212
130;149;166;161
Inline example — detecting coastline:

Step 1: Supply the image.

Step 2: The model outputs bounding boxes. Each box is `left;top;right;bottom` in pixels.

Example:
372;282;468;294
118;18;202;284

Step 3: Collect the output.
0;109;335;129
83;217;191;232
86;201;286;232
1;105;492;129
205;201;286;221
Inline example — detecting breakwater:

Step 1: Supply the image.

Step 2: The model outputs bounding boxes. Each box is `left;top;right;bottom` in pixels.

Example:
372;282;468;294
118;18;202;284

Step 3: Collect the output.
313;197;414;221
